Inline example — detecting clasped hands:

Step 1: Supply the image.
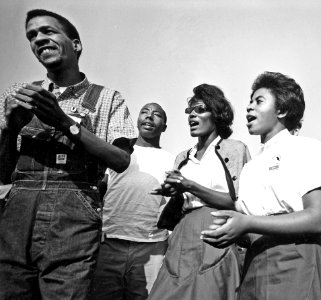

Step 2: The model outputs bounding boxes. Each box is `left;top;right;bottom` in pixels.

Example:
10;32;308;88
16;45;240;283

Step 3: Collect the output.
6;83;69;132
151;170;248;247
151;169;188;197
201;210;248;248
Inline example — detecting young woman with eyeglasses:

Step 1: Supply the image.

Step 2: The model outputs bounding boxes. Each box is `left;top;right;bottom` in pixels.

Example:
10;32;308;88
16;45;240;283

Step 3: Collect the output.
148;84;250;300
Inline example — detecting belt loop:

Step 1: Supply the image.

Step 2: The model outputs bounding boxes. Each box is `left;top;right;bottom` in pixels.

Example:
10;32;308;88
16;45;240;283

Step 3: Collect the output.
101;232;105;243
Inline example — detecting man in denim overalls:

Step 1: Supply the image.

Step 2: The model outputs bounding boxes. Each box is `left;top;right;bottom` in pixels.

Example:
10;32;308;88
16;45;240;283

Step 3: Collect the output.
0;9;136;300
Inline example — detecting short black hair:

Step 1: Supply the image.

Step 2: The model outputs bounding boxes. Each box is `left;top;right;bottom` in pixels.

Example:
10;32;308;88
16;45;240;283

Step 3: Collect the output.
251;72;305;131
188;84;234;139
25;9;82;58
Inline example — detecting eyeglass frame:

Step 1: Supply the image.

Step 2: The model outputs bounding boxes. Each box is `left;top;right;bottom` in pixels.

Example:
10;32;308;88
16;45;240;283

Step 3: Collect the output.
184;104;210;115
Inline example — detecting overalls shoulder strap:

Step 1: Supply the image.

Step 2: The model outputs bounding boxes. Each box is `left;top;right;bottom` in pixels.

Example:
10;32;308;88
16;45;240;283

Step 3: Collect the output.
81;84;104;113
32;81;104;113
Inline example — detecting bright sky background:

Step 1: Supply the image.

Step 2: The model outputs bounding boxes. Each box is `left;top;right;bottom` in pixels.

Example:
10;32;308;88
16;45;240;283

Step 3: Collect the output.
1;0;321;156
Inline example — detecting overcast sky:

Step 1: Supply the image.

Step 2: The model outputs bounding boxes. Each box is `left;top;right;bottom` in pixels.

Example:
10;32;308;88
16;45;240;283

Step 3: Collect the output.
1;0;321;155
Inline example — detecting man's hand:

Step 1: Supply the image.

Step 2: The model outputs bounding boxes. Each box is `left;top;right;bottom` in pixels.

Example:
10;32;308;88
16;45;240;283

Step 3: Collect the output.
5;93;34;133
12;83;71;131
201;210;249;248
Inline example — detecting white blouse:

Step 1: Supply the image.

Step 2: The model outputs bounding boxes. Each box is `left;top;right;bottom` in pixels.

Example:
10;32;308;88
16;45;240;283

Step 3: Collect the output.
180;136;229;211
236;130;321;216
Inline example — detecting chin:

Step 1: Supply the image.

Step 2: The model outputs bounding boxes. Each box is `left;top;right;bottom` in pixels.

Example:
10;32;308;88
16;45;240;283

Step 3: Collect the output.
247;127;262;136
40;58;63;69
247;125;255;135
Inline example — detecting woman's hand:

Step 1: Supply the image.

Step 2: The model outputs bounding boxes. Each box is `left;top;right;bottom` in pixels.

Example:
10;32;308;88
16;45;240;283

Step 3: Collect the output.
151;182;177;197
151;169;191;196
200;210;249;248
163;169;192;193
150;170;179;196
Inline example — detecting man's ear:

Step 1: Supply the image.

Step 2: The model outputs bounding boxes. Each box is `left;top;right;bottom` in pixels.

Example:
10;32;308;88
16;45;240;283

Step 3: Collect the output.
72;39;82;54
162;124;167;132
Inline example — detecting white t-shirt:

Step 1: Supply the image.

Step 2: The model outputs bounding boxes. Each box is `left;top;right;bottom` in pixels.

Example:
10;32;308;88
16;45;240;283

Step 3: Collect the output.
236;130;321;216
103;145;175;242
180;136;229;211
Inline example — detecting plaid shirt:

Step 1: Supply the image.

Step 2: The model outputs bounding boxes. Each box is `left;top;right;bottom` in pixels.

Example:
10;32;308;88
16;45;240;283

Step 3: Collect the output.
0;74;137;144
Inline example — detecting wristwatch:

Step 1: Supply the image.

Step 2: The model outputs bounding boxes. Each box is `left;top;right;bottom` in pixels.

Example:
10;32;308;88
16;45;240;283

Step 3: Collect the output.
69;122;81;136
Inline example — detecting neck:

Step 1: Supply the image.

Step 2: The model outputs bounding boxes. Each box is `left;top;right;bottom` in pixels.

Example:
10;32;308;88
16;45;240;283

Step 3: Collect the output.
195;131;218;160
260;124;286;144
47;65;83;87
197;131;218;151
135;135;161;148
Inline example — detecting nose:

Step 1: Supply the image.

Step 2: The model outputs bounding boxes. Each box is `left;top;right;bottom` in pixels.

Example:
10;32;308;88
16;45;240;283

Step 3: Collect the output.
246;102;254;112
145;111;154;120
34;32;49;45
188;113;196;122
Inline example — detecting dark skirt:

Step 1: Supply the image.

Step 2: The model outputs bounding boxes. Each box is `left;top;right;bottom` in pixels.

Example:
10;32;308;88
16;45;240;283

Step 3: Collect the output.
148;206;241;300
239;234;321;300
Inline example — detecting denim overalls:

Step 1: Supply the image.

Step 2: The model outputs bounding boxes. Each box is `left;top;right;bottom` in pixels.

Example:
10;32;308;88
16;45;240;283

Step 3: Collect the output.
0;87;104;299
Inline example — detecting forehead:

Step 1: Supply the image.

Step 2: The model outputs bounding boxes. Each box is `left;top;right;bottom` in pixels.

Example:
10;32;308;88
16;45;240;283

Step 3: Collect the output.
140;103;163;112
189;99;205;106
252;87;275;100
26;15;65;33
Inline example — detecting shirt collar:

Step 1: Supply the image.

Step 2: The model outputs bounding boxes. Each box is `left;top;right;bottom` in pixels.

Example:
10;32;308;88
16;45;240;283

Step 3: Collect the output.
261;129;290;152
189;135;221;161
42;72;90;98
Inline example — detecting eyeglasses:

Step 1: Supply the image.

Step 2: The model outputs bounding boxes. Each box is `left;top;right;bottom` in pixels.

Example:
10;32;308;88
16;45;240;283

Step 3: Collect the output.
184;105;209;115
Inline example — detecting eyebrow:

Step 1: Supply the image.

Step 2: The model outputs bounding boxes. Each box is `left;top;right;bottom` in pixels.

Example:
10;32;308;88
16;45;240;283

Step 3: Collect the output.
253;95;265;101
141;107;164;116
26;25;58;35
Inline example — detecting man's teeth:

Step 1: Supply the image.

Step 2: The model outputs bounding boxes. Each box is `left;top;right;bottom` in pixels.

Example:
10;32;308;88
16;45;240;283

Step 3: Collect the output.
41;49;54;54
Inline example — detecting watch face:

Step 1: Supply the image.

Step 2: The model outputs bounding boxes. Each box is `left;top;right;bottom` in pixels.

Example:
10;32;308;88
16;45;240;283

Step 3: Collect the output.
70;124;80;135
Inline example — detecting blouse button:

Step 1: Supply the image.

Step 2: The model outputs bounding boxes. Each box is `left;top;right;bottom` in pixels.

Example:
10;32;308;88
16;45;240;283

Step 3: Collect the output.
215;145;220;150
224;157;229;163
232;176;237;181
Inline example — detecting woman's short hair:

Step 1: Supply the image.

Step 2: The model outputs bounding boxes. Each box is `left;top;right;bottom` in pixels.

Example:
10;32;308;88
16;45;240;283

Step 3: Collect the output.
251;72;305;131
188;84;234;139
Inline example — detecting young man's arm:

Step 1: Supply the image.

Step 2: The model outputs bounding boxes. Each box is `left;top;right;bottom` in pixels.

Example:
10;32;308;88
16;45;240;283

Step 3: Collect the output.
12;84;134;173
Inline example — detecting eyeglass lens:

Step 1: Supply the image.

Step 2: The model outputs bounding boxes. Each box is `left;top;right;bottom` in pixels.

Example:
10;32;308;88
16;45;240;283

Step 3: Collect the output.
185;105;208;114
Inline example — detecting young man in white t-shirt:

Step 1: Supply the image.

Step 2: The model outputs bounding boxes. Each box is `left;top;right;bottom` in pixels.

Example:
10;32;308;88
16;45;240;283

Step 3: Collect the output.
90;103;174;300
